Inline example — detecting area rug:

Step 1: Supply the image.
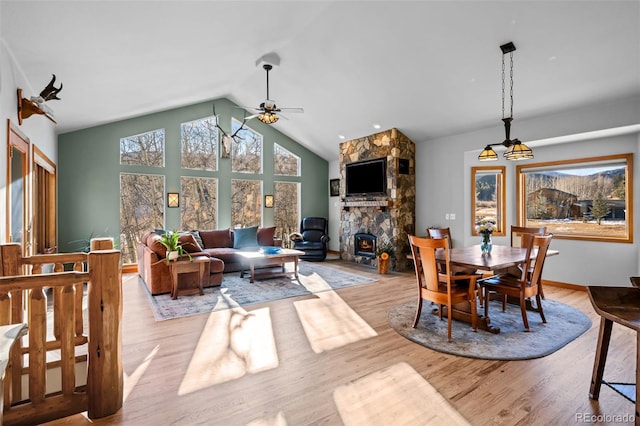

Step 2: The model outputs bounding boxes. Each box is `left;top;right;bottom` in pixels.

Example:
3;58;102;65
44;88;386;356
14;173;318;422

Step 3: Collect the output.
144;262;377;321
387;299;592;360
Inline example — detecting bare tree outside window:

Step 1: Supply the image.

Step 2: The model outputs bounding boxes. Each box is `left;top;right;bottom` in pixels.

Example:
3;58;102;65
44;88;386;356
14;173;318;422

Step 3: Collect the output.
181;176;217;230
517;154;632;242
120;129;164;166
231;179;261;227
231;118;262;174
471;166;506;236
120;173;164;264
274;181;300;246
274;143;300;176
181;116;218;170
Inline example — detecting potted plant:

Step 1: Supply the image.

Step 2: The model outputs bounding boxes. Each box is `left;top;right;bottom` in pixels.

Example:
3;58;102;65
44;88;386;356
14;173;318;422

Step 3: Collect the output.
158;231;191;263
375;241;395;274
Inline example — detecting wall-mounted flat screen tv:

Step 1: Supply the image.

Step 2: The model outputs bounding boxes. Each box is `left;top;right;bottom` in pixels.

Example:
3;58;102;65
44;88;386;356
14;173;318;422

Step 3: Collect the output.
345;158;387;197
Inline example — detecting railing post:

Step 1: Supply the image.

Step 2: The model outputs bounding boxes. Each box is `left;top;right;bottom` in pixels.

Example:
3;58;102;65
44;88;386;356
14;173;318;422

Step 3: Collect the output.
86;245;123;419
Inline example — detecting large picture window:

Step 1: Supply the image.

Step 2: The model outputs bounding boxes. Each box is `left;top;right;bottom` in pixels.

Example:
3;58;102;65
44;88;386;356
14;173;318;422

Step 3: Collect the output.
274;143;300;176
517;153;633;242
180;116;218;170
231;179;262;228
274;181;300;244
120;129;164;167
180;177;217;230
120;173;164;264
471;166;506;236
231;119;263;174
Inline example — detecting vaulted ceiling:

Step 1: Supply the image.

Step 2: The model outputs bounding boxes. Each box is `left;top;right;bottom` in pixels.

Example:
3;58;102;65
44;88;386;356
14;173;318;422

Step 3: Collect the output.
2;1;638;161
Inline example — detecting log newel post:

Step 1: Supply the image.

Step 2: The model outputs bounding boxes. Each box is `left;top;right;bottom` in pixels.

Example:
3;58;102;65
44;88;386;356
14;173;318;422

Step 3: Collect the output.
86;239;123;419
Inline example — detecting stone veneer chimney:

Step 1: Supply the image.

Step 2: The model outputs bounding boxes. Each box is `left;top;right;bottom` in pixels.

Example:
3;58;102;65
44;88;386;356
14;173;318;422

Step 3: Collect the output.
339;128;415;271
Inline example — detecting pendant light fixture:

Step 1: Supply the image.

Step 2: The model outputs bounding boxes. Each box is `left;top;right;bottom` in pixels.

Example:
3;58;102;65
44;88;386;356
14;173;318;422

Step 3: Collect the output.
478;42;533;161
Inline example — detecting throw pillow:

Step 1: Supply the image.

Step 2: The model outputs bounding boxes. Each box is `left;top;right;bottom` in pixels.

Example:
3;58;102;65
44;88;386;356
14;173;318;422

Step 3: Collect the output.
178;233;202;253
257;226;276;246
200;229;233;248
233;226;259;249
189;230;204;249
148;234;168;258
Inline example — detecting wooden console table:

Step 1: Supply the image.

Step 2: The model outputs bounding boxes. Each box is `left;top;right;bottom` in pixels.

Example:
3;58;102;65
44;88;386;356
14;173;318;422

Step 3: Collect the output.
587;286;639;424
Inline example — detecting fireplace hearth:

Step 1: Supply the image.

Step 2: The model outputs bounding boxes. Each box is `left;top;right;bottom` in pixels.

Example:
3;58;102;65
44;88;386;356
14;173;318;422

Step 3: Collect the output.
354;233;376;258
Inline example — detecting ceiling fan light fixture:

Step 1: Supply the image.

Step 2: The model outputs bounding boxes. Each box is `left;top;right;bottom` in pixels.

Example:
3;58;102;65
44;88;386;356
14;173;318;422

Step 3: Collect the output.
258;111;279;124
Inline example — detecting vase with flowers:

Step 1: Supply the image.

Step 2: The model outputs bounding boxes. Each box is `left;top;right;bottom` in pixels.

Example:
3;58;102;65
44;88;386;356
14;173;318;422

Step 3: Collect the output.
475;219;495;254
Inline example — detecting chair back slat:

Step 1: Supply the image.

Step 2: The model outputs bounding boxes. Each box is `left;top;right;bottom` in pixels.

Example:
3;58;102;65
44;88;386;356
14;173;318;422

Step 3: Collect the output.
427;227;452;249
511;225;547;248
528;234;553;288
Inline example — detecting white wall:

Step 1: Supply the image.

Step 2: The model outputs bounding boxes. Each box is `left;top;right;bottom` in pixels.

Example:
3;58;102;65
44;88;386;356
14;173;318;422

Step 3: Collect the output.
327;159;341;251
417;95;640;286
0;39;58;243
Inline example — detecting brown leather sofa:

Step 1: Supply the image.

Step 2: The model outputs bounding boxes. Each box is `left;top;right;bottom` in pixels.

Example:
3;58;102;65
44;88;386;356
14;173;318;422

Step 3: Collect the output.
137;227;280;295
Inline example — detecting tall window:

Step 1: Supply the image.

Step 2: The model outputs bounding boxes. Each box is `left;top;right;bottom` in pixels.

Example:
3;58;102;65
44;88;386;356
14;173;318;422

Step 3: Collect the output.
181;116;218;170
274;181;300;243
181;177;217;230
274;143;300;176
120;129;164;166
231;118;263;174
471;166;506;236
231;179;261;227
517;153;633;242
120;173;164;264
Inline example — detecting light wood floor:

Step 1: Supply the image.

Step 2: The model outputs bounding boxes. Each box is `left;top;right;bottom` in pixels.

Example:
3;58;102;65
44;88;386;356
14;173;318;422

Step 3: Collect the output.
44;260;636;426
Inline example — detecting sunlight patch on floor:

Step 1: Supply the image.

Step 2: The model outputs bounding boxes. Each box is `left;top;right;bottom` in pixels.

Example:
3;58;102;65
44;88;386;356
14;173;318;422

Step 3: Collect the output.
294;290;377;353
246;411;288;426
178;306;278;394
123;345;159;401
334;362;470;426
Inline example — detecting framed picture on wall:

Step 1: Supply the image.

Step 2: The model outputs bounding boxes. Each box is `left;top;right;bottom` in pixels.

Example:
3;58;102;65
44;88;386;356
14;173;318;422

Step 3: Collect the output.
329;179;340;197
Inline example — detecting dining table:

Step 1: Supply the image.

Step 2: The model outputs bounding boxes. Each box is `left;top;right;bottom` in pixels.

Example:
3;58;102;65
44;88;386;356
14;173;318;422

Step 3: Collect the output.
434;244;560;333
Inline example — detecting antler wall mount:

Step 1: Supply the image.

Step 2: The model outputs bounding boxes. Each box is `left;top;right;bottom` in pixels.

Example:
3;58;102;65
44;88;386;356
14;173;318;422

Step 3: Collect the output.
212;104;251;159
17;74;63;125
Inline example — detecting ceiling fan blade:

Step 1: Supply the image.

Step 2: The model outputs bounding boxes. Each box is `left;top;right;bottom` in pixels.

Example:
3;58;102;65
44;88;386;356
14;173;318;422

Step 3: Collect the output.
279;107;304;113
234;105;263;112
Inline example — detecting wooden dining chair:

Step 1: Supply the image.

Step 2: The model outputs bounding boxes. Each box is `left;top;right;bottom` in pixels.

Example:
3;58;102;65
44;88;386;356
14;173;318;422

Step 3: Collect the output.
479;233;553;331
408;235;479;341
509;225;548;298
426;227;453;248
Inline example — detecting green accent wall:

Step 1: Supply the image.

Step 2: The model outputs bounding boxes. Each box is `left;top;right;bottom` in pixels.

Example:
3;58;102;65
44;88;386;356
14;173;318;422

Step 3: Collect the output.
57;97;328;252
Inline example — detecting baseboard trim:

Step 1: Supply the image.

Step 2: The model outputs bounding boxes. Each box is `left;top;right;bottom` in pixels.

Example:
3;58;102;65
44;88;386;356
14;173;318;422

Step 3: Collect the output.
542;279;586;292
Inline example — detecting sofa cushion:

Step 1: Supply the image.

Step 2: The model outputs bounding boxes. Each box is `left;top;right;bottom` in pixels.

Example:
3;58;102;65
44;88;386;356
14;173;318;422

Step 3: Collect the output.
200;229;232;249
178;232;203;253
257;226;276;246
233;226;258;249
147;233;168;258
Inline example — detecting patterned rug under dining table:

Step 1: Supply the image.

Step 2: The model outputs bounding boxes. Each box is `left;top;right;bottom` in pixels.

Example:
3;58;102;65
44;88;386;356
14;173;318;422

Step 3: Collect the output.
237;248;306;283
434;244;560;333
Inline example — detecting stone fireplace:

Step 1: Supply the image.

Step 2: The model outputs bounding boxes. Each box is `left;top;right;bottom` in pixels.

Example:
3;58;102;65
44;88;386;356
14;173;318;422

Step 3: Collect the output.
338;128;415;271
354;233;376;258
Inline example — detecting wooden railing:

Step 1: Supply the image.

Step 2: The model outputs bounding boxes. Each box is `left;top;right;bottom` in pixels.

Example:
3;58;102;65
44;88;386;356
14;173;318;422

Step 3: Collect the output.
0;238;123;425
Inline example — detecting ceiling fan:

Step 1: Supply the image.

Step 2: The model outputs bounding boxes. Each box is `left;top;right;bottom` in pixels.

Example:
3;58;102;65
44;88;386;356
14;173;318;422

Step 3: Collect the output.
240;64;304;124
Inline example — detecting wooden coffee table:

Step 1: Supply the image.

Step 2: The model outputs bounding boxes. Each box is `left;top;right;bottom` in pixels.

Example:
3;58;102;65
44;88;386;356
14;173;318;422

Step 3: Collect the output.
238;249;306;283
